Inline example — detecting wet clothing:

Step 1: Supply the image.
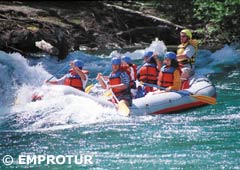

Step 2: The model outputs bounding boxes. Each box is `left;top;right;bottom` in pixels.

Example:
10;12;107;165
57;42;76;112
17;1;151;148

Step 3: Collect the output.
109;70;132;106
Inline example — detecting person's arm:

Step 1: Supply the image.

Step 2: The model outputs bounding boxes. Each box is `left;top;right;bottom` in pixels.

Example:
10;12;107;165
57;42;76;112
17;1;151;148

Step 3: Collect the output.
177;45;195;60
47;76;66;85
82;74;88;89
153;53;162;71
96;73;108;89
71;64;86;81
166;70;181;91
129;67;135;80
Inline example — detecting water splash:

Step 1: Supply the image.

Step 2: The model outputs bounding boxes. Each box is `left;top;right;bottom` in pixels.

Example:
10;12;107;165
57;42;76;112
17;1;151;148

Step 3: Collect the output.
0;52;50;106
0;42;239;131
196;44;240;74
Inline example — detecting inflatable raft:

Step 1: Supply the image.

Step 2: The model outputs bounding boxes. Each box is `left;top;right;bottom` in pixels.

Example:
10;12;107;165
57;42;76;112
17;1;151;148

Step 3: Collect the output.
29;74;216;116
131;75;216;115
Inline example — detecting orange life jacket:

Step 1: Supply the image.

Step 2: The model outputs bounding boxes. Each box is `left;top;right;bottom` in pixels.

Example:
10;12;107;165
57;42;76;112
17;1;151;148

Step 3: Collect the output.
109;70;130;96
139;63;158;84
158;65;176;88
64;69;88;91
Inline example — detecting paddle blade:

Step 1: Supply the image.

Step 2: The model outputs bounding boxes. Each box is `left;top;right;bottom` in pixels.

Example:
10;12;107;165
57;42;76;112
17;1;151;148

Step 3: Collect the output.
103;90;112;97
117;100;130;117
191;95;216;105
85;84;94;94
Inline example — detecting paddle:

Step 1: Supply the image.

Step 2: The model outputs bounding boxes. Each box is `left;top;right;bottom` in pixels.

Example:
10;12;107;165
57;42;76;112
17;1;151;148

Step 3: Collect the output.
141;82;216;105
100;77;130;117
31;64;69;102
137;54;154;71
85;48;122;94
46;64;69;82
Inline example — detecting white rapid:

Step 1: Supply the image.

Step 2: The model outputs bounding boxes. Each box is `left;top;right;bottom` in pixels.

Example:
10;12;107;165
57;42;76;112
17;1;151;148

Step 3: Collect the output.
0;40;239;131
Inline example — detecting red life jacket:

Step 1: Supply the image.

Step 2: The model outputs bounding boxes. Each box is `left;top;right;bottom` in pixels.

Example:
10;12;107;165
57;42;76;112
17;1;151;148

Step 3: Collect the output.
64;69;88;91
109;70;130;96
181;80;190;89
139;63;158;84
158;65;176;88
121;64;137;88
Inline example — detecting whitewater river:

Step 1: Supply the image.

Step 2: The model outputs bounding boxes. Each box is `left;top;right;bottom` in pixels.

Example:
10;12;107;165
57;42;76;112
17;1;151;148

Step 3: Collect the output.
0;41;239;169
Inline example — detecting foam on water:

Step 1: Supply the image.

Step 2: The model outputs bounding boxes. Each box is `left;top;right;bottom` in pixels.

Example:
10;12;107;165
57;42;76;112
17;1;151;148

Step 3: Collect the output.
0;52;50;106
9;94;119;131
196;44;240;74
1;41;239;132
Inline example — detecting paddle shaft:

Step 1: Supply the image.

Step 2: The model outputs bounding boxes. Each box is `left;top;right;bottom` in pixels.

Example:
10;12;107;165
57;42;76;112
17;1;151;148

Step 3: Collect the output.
100;76;130;116
46;64;69;82
137;55;153;71
90;67;110;85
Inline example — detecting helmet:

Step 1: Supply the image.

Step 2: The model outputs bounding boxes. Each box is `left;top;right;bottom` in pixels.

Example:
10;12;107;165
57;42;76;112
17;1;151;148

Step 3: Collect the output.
122;55;132;64
73;60;84;68
164;52;177;60
111;57;121;65
143;51;153;59
181;29;192;39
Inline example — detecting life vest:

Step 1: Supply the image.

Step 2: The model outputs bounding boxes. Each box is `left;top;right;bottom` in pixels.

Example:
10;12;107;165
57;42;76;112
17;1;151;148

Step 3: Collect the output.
177;39;198;65
109;70;130;96
121;64;137;88
158;65;176;88
139;63;158;84
64;69;89;91
181;79;190;89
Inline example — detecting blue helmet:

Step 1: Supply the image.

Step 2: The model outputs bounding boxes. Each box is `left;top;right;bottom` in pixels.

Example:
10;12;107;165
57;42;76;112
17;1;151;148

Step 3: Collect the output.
164;52;177;60
143;51;153;59
73;59;84;68
111;57;121;65
122;55;132;64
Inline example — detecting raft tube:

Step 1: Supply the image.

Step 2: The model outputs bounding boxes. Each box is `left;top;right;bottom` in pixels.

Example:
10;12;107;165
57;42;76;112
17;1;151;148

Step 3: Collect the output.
30;75;216;116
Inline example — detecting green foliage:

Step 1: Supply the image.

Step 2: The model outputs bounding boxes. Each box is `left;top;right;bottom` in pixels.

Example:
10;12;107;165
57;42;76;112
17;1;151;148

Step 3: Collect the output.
193;0;240;43
138;0;194;25
137;0;240;45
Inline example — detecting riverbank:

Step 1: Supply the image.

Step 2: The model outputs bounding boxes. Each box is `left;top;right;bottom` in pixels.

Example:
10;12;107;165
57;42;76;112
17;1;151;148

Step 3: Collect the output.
0;1;225;59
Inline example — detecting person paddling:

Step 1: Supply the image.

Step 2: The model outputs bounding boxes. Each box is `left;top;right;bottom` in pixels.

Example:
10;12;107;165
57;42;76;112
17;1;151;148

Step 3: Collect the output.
47;59;89;91
153;52;181;94
137;51;161;93
96;57;132;107
177;29;198;70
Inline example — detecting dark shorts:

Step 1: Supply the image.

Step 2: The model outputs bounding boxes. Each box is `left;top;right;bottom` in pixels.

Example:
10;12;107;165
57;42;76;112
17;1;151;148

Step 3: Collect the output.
117;94;132;106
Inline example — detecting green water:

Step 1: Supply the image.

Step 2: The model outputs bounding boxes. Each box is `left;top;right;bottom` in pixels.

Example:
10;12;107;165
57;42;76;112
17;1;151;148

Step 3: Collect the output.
1;71;240;170
0;47;240;170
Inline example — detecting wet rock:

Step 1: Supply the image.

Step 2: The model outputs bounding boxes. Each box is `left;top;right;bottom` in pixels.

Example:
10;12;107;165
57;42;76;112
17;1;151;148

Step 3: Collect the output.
0;1;184;59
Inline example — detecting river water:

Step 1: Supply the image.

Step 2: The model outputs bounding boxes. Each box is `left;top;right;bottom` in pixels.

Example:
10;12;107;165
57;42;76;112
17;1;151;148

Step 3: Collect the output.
0;41;239;169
